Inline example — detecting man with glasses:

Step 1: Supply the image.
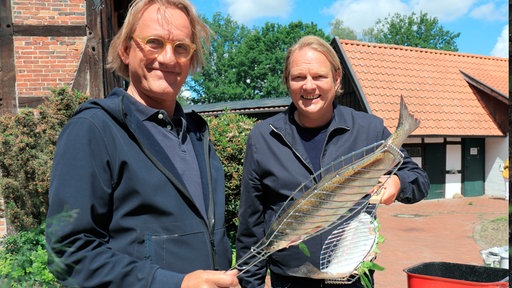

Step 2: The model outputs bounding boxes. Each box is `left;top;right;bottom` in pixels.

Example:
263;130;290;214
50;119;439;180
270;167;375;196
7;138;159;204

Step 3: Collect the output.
45;1;239;287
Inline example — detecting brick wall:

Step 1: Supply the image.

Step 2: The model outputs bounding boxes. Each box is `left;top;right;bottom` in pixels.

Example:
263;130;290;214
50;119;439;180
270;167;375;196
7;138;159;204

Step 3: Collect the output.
14;36;86;97
12;0;87;98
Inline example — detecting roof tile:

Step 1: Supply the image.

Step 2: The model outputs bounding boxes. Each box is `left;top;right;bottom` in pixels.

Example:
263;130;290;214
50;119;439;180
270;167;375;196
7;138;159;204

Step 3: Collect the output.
340;40;508;136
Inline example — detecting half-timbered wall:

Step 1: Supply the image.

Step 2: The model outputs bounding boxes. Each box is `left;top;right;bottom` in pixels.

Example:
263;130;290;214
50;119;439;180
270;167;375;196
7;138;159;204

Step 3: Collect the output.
1;0;88;114
1;0;126;115
0;0;129;236
13;0;86;100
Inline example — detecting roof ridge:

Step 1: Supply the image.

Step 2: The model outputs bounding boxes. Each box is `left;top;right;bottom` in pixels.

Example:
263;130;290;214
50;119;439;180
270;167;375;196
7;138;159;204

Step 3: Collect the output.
339;39;508;61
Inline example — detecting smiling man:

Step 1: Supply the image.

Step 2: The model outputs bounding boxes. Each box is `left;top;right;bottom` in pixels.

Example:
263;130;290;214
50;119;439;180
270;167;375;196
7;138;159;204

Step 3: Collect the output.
45;1;238;287
235;35;429;288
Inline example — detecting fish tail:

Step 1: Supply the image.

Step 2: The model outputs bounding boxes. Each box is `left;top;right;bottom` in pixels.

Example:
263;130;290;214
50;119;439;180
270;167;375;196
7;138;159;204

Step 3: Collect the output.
388;96;420;146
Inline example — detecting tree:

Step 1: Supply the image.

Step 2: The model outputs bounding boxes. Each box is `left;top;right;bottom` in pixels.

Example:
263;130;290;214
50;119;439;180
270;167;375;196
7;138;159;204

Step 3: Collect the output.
363;12;460;51
188;14;329;103
231;21;329;101
187;13;251;103
330;18;358;40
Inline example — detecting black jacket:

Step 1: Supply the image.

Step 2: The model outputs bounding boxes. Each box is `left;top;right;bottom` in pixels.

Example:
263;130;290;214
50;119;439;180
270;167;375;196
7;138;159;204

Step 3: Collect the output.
46;88;231;287
236;103;429;287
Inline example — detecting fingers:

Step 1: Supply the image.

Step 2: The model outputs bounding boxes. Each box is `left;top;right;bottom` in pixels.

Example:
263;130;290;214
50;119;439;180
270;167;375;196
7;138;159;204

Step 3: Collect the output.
378;175;400;205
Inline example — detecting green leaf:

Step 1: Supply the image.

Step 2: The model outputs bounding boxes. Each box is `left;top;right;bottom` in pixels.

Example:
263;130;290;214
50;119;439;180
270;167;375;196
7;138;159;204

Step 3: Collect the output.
360;274;372;288
367;261;385;271
298;242;310;257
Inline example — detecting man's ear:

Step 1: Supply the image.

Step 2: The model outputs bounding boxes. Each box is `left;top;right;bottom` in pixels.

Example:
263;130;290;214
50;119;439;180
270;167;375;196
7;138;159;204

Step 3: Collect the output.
119;43;131;64
335;68;342;86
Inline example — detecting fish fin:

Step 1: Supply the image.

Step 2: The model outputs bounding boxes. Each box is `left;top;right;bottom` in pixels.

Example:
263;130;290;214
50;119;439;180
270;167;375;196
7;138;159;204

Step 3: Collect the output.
388;96;420;146
398;95;420;136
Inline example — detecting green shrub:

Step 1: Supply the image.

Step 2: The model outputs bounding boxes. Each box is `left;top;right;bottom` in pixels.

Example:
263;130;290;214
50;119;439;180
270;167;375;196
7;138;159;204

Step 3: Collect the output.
0;224;60;287
206;112;256;244
0;86;88;232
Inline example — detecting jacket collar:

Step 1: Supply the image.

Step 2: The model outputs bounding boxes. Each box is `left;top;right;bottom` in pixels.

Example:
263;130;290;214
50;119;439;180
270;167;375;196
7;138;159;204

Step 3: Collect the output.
270;101;351;136
79;88;208;216
78;87;208;134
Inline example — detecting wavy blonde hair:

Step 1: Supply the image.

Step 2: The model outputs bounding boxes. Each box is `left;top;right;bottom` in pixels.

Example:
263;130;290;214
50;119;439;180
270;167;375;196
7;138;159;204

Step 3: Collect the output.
106;0;211;80
282;35;343;95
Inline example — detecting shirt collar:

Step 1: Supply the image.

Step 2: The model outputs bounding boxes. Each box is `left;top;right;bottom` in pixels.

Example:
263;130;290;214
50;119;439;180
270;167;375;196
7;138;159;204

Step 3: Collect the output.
126;94;186;123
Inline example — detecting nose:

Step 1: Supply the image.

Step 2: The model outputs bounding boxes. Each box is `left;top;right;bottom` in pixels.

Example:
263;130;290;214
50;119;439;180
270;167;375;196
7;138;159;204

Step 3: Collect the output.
302;77;315;91
158;44;178;63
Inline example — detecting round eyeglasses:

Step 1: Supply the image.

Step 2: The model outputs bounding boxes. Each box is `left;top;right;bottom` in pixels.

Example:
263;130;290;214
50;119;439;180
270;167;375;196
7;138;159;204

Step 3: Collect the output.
132;35;196;61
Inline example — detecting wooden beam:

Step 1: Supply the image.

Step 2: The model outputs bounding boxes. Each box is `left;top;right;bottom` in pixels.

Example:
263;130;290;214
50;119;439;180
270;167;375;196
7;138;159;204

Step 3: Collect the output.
75;0;127;98
85;0;104;99
13;25;86;37
102;0;125;92
71;45;90;95
0;0;17;115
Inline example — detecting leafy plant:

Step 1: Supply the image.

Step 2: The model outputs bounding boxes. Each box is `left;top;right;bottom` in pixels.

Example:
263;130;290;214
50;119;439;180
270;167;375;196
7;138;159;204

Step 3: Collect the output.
0;224;60;287
357;220;385;288
0;86;88;232
206;112;256;245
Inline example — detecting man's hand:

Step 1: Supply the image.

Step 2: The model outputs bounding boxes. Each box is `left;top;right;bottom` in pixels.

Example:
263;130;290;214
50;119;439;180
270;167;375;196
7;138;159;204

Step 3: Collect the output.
181;269;239;288
371;175;401;205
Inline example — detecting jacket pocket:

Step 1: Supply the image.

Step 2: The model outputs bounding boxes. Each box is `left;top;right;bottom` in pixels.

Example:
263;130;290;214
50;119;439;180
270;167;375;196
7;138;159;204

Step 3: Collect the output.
145;229;213;273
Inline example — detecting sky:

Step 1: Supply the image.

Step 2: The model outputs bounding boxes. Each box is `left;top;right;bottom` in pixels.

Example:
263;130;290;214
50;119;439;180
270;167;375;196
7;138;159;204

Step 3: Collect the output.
189;0;509;57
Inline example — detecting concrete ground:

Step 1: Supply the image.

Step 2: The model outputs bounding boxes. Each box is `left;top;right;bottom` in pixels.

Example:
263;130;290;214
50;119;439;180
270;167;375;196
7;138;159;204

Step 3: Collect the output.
373;195;509;288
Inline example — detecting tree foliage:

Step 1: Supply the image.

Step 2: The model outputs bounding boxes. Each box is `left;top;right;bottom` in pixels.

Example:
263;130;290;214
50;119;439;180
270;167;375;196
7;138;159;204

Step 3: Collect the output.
187;13;251;104
188;14;328;103
363;11;460;51
330;18;358;40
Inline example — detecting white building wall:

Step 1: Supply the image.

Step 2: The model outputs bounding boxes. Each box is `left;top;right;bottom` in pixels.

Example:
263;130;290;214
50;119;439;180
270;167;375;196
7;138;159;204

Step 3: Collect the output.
485;136;509;198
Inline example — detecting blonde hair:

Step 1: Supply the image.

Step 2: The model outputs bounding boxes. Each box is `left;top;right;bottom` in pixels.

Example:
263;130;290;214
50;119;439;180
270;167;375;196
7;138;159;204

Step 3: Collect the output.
106;0;211;80
282;35;343;95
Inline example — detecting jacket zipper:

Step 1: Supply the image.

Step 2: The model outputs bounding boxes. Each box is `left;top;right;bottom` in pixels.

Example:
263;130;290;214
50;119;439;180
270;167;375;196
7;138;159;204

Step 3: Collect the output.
120;95;219;269
129;115;218;269
202;127;218;270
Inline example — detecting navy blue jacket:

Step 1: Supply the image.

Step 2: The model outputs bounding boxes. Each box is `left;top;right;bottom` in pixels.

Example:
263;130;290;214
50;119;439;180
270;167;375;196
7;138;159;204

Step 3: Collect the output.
236;103;429;287
46;88;231;287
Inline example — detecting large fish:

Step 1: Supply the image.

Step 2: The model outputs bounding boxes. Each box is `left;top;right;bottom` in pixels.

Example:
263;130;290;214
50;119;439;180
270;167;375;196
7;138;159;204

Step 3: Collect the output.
234;96;420;272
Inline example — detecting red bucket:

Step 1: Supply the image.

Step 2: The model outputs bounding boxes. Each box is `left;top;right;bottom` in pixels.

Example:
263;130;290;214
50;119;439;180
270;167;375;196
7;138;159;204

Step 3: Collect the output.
404;262;509;288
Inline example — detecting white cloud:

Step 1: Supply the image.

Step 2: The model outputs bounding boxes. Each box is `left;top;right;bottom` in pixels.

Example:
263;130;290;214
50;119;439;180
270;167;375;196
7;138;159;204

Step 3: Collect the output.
324;0;509;32
222;0;292;24
469;2;508;21
324;0;409;32
409;0;476;21
490;24;508;57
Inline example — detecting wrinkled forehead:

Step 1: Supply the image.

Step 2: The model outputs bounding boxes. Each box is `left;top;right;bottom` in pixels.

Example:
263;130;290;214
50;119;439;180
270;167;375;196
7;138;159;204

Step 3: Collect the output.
133;3;192;39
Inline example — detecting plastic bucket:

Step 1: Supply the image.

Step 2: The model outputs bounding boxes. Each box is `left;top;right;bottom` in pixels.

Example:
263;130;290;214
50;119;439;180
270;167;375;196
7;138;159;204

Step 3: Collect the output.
404;262;509;288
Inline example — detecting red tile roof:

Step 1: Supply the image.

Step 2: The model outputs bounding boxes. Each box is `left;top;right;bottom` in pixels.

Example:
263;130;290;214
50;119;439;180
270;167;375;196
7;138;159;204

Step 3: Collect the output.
339;39;508;137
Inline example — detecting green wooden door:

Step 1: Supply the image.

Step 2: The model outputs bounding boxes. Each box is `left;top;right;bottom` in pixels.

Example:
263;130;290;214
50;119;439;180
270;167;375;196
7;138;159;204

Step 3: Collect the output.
463;138;485;197
424;143;445;199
